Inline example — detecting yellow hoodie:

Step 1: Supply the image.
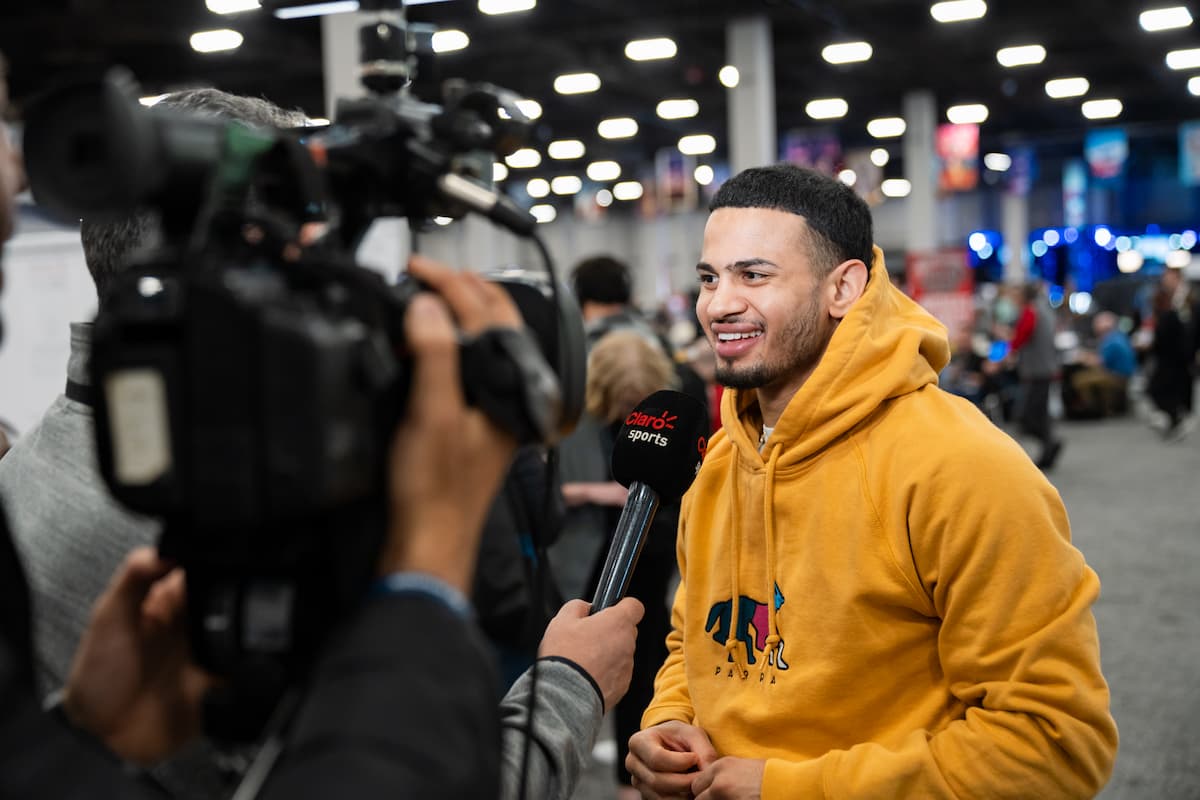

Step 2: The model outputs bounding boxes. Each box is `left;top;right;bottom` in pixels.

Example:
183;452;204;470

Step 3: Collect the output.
642;249;1118;798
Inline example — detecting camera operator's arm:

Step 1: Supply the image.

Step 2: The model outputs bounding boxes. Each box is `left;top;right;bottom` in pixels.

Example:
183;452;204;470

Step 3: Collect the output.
498;597;644;800
262;258;521;800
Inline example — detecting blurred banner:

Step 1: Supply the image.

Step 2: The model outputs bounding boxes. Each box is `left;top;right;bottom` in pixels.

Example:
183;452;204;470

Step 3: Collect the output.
781;129;841;176
906;247;974;341
1063;159;1088;228
1084;127;1128;181
1179;121;1200;186
843;148;882;200
1006;146;1037;196
936;124;979;192
655;148;697;213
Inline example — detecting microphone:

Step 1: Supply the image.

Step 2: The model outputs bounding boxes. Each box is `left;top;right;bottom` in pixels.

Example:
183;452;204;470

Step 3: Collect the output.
590;390;708;613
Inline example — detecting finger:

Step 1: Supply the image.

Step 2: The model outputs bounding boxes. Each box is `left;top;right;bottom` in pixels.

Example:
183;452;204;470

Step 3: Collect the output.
473;278;523;328
690;766;715;797
613;596;646;625
403;292;463;420
142;568;187;627
556;598;590;620
407;255;490;332
643;745;700;774
103;547;176;618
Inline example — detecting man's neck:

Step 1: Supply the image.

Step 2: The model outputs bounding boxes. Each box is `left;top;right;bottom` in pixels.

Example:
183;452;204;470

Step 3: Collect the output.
754;368;816;428
581;302;627;323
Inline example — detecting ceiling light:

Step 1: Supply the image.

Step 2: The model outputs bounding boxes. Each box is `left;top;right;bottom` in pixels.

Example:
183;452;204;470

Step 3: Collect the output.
514;99;542;120
625;37;677;61
678;134;716;155
657;98;700;119
719;65;740;88
596;189;613;208
492;162;508;181
1045;77;1089;98
479;0;535;14
554;72;601;94
822;41;873;64
526;178;550;198
505;148;541;169
273;1;357;19
1116;250;1144;273
984;152;1012;171
530;203;557;223
694;164;714;185
434;216;454;226
1166;249;1192;268
996;44;1046;67
1190;76;1200;95
881;178;912;197
946;103;988;124
598;117;638;139
306;117;330;126
586;161;621;181
930;0;987;23
547;139;585;159
139;94;169;107
551;176;582;195
838;169;858;186
206;0;260;13
190;29;244;52
613;181;644;201
867;117;906;137
870;148;890;167
1082;98;1122;119
1166;48;1200;69
1140;6;1193;31
431;29;470;53
806;98;849;120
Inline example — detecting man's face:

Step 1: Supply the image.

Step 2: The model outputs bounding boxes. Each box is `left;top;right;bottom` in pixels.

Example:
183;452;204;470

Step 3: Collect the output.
695;207;835;393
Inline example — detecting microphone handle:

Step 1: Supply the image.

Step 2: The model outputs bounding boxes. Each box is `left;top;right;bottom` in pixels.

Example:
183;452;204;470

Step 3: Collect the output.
589;481;660;614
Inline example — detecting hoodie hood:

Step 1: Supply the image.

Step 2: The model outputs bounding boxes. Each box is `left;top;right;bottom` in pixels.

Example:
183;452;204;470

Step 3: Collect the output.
722;246;950;464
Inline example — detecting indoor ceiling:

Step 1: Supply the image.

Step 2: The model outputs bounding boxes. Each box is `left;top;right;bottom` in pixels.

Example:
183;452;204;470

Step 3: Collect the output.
2;0;1200;191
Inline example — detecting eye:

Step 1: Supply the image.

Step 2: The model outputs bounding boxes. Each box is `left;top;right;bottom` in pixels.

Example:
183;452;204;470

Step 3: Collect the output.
743;270;766;281
697;272;717;286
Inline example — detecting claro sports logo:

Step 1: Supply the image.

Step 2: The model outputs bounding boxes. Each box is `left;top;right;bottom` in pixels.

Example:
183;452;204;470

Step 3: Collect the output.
625;409;677;447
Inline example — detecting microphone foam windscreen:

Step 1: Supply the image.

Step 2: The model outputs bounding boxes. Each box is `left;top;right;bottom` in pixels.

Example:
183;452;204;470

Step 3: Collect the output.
611;389;709;502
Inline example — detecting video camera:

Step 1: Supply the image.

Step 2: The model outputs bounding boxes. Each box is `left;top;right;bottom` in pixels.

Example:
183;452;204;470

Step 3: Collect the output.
23;0;586;740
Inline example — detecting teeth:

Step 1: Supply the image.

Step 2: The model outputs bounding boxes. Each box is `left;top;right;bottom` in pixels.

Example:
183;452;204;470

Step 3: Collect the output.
717;332;761;341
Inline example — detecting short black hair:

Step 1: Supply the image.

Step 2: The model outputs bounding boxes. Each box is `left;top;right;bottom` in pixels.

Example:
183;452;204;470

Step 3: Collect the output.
571;255;633;305
709;163;874;277
80;89;308;306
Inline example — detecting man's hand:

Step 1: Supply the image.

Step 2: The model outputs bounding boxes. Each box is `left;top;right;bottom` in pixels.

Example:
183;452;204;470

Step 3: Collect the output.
690;756;766;799
626;720;719;799
62;548;215;765
561;480;629;508
377;254;522;591
538;597;644;709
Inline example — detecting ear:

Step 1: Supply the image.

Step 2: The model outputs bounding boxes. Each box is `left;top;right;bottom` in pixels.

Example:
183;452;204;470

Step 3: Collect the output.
825;259;869;320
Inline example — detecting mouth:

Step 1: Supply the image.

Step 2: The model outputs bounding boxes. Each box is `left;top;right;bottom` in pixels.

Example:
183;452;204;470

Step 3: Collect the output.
712;328;762;359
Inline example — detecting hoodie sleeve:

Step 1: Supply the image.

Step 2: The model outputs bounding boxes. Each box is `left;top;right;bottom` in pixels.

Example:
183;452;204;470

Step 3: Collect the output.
640;491;695;729
758;439;1118;800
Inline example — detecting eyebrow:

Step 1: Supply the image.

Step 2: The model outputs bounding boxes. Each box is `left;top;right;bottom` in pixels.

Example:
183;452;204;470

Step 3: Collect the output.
696;257;778;273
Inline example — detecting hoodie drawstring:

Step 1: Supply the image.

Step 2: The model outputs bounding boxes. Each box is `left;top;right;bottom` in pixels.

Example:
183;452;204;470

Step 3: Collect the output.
725;447;748;676
762;443;784;680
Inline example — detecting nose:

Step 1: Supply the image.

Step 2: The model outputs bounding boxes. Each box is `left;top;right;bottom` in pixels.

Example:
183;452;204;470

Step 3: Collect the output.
701;276;746;323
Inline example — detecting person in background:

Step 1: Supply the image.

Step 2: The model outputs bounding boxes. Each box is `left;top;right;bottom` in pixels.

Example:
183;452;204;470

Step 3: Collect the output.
1147;285;1196;440
1010;281;1065;469
1071;311;1137;418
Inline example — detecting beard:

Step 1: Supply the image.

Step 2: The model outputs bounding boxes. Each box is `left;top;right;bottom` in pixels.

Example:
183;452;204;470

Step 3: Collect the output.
713;289;832;390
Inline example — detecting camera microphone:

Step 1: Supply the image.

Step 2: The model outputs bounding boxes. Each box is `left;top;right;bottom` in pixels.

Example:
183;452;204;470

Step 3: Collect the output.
589;390;708;614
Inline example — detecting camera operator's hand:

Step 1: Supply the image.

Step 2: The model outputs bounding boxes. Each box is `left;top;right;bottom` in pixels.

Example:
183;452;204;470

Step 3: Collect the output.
378;255;521;592
539;598;644;710
62;548;215;765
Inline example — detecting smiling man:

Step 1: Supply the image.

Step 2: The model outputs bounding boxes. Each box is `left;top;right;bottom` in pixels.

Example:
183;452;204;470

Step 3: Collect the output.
626;164;1118;799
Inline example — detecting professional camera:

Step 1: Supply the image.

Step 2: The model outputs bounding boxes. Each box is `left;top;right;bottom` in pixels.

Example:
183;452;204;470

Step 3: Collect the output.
23;0;585;740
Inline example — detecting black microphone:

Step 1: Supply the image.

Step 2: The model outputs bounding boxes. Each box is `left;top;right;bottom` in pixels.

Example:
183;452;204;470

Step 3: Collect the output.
590;390;708;613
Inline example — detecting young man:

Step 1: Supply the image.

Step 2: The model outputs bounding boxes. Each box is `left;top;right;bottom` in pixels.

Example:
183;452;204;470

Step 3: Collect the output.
627;164;1117;799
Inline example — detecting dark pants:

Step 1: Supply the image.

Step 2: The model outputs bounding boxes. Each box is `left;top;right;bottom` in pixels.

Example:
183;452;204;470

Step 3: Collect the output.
1021;378;1056;452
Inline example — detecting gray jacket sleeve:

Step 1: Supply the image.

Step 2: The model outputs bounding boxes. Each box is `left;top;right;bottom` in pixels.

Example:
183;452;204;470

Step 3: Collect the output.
499;657;604;800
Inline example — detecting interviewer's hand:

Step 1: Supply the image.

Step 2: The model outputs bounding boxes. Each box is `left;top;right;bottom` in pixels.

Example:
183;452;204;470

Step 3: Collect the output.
378;254;521;592
62;548;215;765
627;720;719;799
538;597;644;710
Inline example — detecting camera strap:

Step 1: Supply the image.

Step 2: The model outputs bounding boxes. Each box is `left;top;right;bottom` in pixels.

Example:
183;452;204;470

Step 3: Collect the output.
64;379;93;408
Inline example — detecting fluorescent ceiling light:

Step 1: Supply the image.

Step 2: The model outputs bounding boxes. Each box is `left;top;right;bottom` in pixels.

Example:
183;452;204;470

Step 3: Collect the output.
273;1;357;19
881;178;912;197
514;99;542;120
946;103;988;124
431;29;470;53
139;94;169;107
1190;76;1200;95
554;72;601;94
625;37;677;61
586;161;621;181
867;116;906;137
526;178;550;198
657;98;699;119
1117;250;1143;272
1166;47;1200;69
206;0;260;13
595;189;613;207
1140;6;1193;31
433;216;453;226
822;41;873;64
613;181;644;201
306;117;330;126
930;0;987;23
805;98;848;120
551;176;582;195
678;134;716;155
1082;98;1122;119
479;0;535;14
530;204;557;223
547;139;585;159
1045;77;1089;98
838;169;858;186
984;152;1012;171
492;162;509;181
719;65;740;88
694;165;714;186
504;148;541;169
870;148;890;167
190;29;244;52
996;44;1046;67
597;117;638;139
